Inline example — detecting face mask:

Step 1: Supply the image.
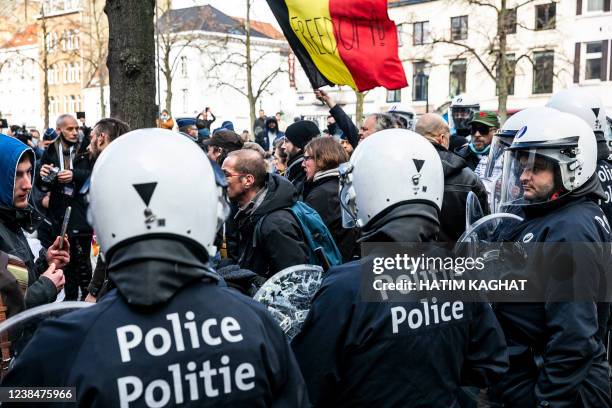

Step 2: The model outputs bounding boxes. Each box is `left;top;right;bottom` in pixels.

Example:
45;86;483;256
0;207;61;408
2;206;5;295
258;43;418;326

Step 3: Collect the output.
161;115;169;121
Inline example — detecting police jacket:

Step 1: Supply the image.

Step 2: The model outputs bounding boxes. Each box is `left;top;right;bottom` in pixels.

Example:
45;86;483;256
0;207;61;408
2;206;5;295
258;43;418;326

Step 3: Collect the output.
0;136;57;308
596;138;612;226
303;170;360;262
491;193;612;408
435;144;490;241
36;138;92;236
2;238;310;407
236;173;309;279
292;203;509;407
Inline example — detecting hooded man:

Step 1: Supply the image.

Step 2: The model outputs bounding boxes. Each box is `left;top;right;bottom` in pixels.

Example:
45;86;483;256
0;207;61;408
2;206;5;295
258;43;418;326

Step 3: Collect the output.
282;120;320;198
38;113;93;301
255;116;283;154
292;129;508;407
2;129;309;407
0;134;68;308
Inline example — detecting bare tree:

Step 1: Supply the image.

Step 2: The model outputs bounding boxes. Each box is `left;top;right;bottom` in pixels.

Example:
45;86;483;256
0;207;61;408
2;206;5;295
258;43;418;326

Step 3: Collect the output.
407;0;568;122
208;0;287;129
81;0;109;118
104;0;156;129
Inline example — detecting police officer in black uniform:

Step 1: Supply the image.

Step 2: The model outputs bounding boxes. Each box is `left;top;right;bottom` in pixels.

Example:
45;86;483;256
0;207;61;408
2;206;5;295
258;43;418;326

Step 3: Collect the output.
2;129;309;407
490;110;612;407
292;129;509;407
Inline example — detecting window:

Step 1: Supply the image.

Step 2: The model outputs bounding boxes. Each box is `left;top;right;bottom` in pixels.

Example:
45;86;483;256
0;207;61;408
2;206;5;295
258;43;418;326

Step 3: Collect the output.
449;59;467;96
451;16;468;40
397;24;404;47
69;95;76;113
63;63;69;84
587;0;604;11
496;54;516;95
535;3;556;30
413;21;430;45
49;96;55;114
182;89;189;113
73;30;79;50
386;89;401;103
180;56;188;78
533;50;554;94
585;42;602;80
413;61;430;101
504;8;517;34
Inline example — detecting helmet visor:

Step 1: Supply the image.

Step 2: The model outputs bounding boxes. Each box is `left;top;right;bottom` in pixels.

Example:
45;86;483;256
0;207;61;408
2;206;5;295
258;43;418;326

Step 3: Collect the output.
450;107;475;131
500;149;564;207
338;162;357;228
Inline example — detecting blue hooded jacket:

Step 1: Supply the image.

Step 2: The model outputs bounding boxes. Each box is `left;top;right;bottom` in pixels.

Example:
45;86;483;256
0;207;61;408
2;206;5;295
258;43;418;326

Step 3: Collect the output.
0;134;34;208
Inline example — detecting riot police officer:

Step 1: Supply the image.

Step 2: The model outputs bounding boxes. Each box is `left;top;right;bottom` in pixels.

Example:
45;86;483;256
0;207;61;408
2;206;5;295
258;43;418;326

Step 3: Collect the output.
2;129;309;407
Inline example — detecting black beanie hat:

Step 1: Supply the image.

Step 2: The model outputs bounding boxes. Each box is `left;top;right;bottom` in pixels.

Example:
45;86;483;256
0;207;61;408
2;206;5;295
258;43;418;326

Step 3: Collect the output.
285;120;320;149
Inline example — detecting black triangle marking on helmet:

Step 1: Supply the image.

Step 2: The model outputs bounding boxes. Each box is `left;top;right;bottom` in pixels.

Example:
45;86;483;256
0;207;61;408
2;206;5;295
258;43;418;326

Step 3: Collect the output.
413;159;425;172
592;108;600;118
133;182;157;207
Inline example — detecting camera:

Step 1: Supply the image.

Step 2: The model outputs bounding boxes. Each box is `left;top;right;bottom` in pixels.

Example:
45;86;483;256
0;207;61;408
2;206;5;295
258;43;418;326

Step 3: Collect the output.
42;167;60;184
14;125;32;144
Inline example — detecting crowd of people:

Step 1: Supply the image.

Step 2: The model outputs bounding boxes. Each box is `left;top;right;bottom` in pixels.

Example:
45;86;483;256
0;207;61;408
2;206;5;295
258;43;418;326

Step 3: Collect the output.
0;85;610;407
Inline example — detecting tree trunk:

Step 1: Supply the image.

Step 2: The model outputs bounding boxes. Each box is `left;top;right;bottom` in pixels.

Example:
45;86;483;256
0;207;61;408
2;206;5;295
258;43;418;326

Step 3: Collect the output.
99;72;106;117
497;0;508;124
41;13;50;129
163;45;173;114
355;91;364;127
105;0;156;129
245;0;256;131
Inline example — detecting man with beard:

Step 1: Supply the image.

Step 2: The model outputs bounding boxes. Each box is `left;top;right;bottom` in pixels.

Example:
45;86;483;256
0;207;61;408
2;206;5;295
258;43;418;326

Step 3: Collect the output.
38;114;93;300
84;117;130;303
255;116;283;154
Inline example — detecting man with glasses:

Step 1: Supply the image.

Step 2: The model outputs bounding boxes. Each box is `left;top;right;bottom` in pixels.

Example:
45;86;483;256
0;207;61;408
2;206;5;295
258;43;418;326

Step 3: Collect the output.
221;149;309;279
455;110;499;178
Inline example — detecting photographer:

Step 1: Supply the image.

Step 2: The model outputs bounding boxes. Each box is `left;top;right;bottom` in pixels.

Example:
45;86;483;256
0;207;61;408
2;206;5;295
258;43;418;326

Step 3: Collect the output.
38;114;93;301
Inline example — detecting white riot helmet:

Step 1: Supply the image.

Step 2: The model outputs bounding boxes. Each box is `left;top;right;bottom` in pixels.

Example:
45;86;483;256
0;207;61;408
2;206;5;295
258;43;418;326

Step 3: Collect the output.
500;111;597;207
88;129;229;258
546;88;610;144
339;129;444;228
387;104;416;130
449;94;480;136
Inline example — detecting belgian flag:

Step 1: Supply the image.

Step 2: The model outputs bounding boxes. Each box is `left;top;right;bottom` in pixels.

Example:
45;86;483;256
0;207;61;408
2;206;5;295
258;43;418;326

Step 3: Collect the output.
266;0;408;92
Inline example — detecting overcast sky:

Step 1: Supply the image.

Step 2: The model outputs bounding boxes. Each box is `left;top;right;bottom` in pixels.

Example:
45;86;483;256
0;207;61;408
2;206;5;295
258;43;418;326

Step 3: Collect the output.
172;0;279;28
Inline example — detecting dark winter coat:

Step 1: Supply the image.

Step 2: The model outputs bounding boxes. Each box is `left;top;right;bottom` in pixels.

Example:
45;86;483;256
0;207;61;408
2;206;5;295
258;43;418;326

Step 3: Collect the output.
490;196;612;408
285;153;306;198
303;172;359;261
435;144;490;241
37;138;92;236
0;136;56;308
292;204;509;407
236;173;309;279
454;143;483;171
329;105;359;148
255;117;283;152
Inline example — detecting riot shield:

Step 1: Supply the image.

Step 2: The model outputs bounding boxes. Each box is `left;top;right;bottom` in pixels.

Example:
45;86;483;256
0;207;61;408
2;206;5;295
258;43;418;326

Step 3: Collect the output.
465;191;485;231
0;302;92;379
253;264;324;341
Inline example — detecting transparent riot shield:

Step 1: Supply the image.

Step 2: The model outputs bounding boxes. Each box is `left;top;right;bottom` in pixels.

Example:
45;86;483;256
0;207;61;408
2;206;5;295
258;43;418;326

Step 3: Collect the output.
253;265;324;341
455;212;524;408
465;191;485;232
0;302;92;379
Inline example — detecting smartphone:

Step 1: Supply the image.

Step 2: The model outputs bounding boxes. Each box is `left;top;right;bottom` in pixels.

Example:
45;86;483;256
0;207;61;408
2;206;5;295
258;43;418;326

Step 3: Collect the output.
58;206;72;250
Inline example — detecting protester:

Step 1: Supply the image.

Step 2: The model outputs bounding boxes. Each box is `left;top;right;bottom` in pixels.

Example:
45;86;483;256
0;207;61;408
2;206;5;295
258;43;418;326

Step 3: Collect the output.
282;120;320;197
255;116;283;154
38;114;92;301
275;111;288;132
455;110;499;177
358;113;395;142
222;149;309;278
201;129;244;165
315;88;359;148
253;109;266;135
272;137;288;175
491;111;611;406
0;134;68;308
302;137;359;261
292;129;508;406
156;109;174;130
241;129;251;142
3;129;309;407
416;113;489;241
84;117;131;303
196;106;216;130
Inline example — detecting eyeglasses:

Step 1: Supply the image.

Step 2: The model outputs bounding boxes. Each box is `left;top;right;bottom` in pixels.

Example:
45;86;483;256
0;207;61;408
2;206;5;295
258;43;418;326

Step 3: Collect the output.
223;171;247;178
471;124;492;135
